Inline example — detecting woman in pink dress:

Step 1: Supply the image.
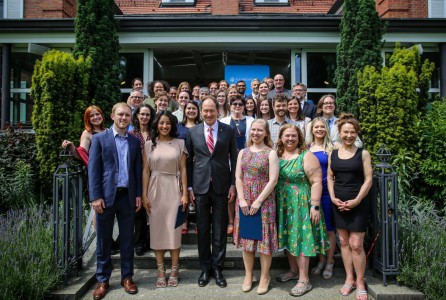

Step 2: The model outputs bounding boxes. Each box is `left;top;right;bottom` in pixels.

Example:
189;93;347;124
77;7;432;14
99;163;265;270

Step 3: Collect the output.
233;119;279;295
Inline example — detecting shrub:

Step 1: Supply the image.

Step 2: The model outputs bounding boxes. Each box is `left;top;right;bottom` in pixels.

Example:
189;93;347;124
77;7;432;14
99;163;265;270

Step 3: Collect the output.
0;129;38;173
358;44;434;165
0;161;37;212
418;98;446;208
31;50;89;196
0;206;62;299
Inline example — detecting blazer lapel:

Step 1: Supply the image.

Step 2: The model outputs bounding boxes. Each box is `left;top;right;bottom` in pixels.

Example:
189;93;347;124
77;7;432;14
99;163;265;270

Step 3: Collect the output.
107;129;119;167
213;121;225;155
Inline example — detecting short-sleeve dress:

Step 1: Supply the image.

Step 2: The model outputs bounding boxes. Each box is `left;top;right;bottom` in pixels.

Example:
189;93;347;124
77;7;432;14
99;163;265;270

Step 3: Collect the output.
233;148;278;255
144;138;188;250
276;150;329;257
330;148;370;232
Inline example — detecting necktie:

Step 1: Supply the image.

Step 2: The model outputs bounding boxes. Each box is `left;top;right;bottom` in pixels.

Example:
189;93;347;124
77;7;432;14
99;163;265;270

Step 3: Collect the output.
206;127;214;154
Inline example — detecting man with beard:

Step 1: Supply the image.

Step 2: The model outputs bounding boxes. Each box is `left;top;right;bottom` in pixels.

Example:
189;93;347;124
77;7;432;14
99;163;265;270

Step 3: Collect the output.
267;94;299;148
236;80;247;99
267;74;292;99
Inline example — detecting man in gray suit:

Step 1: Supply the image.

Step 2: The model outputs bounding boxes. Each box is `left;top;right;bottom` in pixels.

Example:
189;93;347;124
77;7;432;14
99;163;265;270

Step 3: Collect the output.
186;97;238;288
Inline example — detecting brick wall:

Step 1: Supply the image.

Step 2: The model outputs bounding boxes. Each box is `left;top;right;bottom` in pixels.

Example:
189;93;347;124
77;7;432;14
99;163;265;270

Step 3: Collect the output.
25;0;76;18
376;0;427;18
211;0;238;15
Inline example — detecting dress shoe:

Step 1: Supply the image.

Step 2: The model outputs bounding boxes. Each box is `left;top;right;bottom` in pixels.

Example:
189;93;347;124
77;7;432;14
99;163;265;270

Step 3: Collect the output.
93;282;109;300
121;277;138;294
198;271;211;287
213;269;227;288
135;247;145;256
257;276;271;295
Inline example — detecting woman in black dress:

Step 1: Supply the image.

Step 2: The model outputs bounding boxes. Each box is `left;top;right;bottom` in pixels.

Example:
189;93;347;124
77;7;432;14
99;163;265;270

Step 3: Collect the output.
327;114;372;300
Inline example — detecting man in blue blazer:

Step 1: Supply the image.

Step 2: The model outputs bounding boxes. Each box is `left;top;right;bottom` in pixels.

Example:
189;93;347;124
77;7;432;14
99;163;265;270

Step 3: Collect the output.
88;102;142;300
186;97;238;288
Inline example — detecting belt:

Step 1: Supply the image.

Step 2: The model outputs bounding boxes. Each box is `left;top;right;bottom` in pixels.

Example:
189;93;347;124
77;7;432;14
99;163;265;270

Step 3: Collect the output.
116;187;128;192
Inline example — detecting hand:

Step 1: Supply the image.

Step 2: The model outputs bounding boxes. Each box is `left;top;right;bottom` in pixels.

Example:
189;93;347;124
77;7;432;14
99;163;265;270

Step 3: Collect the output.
62;140;74;149
310;206;321;225
92;198;105;214
228;186;236;203
135;197;141;212
249;199;261;215
239;198;249;216
181;194;189;212
188;189;195;205
342;198;360;211
142;196;151;213
331;197;344;208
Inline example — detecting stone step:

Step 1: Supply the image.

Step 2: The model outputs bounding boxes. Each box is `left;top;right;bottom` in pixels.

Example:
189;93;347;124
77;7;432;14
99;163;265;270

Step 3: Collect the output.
112;241;294;270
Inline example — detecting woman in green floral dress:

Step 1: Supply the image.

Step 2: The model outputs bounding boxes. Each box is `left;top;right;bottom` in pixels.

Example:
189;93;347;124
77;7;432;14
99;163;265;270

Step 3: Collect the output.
275;124;330;297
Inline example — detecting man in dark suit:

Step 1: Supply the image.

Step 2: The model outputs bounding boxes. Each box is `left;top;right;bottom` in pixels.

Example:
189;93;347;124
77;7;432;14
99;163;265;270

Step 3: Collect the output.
292;83;317;120
88;102;142;300
186;97;238;288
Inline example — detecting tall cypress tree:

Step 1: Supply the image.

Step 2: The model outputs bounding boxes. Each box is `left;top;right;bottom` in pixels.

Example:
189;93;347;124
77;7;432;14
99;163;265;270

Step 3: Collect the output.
73;0;121;118
335;0;385;116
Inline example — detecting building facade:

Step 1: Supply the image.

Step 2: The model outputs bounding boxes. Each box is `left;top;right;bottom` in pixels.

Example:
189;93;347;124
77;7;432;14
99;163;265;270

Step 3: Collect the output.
0;0;445;128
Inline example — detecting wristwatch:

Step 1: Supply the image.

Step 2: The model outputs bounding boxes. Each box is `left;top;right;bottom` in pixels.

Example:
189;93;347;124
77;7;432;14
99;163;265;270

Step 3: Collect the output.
311;205;320;211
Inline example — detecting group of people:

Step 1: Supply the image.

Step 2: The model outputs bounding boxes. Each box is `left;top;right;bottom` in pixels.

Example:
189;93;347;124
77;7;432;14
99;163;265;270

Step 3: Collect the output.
62;74;372;300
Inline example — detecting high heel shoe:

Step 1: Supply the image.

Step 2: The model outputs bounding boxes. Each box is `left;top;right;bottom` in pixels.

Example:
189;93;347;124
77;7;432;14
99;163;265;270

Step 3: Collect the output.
257;276;271;295
168;265;179;287
156;263;167;288
241;275;253;292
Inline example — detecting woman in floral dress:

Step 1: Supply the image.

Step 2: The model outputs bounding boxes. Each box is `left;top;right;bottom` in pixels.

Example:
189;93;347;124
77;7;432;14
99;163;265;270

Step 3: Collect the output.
234;119;279;295
275;124;330;297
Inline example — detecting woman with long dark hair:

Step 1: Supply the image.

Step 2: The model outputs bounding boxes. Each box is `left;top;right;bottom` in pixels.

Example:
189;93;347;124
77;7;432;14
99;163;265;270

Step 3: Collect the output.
142;111;188;288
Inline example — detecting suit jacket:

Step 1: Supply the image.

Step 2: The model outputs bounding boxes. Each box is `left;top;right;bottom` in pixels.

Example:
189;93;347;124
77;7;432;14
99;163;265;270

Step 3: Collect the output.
302;101;317;120
186;121;238;195
88;129;142;208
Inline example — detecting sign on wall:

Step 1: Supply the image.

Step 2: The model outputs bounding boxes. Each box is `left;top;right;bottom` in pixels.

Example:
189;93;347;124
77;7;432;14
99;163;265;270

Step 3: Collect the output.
225;65;270;96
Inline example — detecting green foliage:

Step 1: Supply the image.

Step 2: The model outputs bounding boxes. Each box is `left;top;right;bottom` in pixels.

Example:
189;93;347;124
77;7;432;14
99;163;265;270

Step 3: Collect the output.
335;0;385;116
0;161;36;212
393;154;446;300
358;45;434;165
0;206;63;299
0;130;38;173
398;205;446;300
418;98;446;207
73;0;122;118
31;50;89;195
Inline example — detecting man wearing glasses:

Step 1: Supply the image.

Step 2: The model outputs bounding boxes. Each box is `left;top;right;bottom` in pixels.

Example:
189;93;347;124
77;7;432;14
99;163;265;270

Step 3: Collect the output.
292;83;317;120
268;74;292;99
130;90;144;115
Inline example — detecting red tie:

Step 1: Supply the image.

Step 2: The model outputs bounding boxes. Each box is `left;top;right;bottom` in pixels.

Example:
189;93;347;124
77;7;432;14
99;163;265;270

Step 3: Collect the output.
206;127;214;154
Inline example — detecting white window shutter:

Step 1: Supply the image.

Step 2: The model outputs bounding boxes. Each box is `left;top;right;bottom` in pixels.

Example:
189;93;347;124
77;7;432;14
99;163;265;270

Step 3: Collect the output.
430;0;446;18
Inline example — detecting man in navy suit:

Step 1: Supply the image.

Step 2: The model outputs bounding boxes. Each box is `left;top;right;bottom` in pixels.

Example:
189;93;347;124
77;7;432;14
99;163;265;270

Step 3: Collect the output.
88;102;142;300
186;97;238;288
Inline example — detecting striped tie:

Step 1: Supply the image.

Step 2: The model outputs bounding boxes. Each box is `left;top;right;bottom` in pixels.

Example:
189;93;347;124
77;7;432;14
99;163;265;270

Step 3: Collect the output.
206;127;214;154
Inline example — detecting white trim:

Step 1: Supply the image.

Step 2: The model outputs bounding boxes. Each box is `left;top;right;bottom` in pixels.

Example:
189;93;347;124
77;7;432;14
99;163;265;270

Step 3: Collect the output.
147;49;154;82
300;50;308;86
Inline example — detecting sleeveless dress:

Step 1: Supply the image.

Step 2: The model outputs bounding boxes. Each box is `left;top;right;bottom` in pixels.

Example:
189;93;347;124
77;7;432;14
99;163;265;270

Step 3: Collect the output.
144;138;188;250
276;150;329;257
233;148;278;255
330;148;370;232
311;151;335;232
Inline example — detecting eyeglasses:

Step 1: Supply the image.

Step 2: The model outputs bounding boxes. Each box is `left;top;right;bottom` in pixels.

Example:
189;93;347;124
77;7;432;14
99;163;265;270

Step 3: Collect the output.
236;85;246;88
294;89;304;92
231;102;244;107
131;96;143;99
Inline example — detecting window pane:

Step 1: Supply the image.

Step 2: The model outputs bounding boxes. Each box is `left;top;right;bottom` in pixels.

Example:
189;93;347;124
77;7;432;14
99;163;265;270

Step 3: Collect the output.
294;53;301;84
9;92;33;127
10;53;41;89
119;53;144;89
307;53;336;89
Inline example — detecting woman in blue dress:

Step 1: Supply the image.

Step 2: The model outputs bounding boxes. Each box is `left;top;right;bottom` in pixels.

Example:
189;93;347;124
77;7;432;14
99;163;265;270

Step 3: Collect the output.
308;117;340;279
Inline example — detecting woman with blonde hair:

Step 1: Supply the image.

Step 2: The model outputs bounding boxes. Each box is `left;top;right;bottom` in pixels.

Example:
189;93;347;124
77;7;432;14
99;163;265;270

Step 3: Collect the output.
308;117;340;279
234;119;279;295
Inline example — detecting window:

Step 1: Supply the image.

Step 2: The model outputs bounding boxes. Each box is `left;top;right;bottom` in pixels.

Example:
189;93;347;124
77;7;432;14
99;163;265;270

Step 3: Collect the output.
429;0;446;18
161;0;195;6
0;0;4;19
255;0;289;5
